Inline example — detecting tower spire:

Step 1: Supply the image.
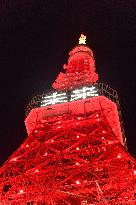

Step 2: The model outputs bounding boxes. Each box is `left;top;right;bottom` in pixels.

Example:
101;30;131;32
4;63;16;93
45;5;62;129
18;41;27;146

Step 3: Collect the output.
79;33;86;44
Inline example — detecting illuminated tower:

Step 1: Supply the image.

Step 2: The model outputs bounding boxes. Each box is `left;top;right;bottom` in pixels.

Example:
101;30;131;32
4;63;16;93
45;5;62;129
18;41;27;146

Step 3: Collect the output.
0;34;136;205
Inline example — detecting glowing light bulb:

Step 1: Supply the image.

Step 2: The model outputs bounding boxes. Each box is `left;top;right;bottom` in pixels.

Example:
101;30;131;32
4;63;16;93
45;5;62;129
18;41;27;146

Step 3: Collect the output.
77;122;79;125
58;126;60;129
19;190;23;194
113;128;115;131
44;152;48;156
26;144;29;148
134;170;136;175
76;147;80;150
96;114;99;117
34;130;38;133
117;154;121;159
51;139;54;142
35;169;39;173
102;130;106;133
76;180;80;185
76;162;80;166
77;135;80;138
97;118;100;122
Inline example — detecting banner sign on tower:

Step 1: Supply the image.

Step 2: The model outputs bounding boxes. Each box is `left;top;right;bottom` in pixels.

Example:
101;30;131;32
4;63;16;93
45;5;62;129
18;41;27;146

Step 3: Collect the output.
41;85;98;107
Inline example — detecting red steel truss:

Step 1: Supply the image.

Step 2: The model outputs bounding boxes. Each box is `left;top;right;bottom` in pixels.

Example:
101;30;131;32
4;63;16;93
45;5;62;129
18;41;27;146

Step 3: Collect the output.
0;103;136;204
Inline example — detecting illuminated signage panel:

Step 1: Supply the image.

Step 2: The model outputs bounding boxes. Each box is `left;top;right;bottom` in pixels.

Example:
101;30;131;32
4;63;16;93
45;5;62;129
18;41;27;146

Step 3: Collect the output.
41;86;99;107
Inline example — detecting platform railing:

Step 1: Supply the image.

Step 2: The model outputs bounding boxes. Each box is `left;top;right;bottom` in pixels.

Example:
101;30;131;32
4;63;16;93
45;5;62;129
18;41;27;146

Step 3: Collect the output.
25;82;126;145
25;83;119;116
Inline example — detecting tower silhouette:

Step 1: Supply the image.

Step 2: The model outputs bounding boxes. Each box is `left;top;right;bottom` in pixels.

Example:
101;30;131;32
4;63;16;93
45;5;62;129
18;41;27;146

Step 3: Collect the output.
0;34;136;204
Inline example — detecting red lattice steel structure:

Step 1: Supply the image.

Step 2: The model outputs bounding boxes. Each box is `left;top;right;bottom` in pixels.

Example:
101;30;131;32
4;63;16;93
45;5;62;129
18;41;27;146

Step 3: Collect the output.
0;34;136;204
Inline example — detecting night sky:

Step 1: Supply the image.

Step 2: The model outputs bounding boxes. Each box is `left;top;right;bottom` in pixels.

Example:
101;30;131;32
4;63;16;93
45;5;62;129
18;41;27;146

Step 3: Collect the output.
0;1;136;165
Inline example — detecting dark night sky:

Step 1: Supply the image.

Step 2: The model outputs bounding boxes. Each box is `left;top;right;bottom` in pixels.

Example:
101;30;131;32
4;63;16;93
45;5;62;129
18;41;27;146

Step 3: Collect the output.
0;0;136;165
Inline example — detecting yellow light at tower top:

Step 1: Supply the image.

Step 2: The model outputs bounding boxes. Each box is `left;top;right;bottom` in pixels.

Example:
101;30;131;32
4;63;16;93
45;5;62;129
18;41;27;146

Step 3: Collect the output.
79;34;86;44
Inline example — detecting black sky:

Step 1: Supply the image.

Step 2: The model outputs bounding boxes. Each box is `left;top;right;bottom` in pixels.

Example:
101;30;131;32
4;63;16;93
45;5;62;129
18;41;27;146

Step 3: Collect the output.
0;0;136;165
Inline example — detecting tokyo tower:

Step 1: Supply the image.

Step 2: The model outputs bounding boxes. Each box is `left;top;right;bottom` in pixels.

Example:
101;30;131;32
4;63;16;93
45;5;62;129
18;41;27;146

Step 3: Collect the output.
0;34;136;205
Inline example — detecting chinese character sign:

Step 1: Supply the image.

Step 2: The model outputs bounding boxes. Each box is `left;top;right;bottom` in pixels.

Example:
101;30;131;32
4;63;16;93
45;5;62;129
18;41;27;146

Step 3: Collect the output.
70;86;98;101
41;92;68;106
41;86;99;107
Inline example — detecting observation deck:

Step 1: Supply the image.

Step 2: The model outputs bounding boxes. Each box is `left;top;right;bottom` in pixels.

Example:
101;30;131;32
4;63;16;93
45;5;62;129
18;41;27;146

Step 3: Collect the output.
25;83;125;146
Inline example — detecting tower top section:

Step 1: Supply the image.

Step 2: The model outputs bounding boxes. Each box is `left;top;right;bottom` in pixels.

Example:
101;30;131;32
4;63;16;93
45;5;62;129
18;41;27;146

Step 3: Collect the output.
79;33;86;44
52;34;98;91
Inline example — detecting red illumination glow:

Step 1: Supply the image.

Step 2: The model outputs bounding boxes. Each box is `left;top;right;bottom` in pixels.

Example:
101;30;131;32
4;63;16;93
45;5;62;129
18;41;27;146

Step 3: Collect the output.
1;107;136;204
1;39;136;205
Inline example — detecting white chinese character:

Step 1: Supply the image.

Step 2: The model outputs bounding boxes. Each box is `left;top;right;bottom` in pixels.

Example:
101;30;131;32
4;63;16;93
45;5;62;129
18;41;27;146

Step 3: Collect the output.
41;92;68;106
70;86;98;101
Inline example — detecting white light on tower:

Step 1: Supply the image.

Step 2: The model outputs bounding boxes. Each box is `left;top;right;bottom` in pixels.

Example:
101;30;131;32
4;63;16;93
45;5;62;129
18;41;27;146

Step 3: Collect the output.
41;92;67;106
71;86;98;101
79;34;86;44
